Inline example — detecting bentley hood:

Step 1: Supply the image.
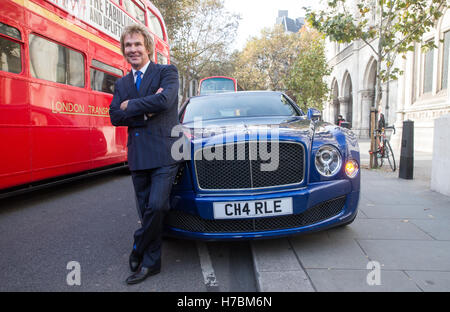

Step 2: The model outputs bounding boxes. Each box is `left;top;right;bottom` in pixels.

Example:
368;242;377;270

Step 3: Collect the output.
181;116;315;145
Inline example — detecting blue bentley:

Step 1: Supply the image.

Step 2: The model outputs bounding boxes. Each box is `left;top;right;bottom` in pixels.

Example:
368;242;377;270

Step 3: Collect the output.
166;91;360;240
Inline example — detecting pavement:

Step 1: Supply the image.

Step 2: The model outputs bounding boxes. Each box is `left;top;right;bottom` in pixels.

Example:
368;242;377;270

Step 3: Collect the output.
251;139;450;292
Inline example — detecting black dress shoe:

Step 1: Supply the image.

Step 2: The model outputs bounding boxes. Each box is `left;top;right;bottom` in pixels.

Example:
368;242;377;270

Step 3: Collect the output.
125;265;161;285
129;250;142;273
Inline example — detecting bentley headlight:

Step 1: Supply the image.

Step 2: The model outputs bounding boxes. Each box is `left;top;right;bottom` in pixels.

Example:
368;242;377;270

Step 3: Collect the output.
315;145;342;177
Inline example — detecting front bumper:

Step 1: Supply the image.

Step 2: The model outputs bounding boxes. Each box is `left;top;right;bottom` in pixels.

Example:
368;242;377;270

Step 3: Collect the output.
166;179;359;240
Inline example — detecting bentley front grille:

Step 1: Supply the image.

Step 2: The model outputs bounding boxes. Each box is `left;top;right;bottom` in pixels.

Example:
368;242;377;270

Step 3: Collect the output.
194;141;305;190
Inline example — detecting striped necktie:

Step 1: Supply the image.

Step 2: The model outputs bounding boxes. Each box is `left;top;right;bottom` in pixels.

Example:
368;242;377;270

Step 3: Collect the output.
135;70;142;91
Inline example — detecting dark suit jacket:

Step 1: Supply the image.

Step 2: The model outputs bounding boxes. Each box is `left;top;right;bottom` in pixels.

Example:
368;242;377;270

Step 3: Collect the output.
109;62;181;171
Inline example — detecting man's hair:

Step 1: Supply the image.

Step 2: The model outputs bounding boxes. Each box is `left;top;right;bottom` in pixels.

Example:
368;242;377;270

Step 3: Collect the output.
120;25;154;60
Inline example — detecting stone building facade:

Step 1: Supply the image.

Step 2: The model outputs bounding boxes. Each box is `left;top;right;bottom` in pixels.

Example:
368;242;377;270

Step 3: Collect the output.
323;6;450;153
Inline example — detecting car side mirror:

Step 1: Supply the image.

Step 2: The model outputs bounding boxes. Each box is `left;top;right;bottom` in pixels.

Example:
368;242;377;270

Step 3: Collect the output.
307;108;321;122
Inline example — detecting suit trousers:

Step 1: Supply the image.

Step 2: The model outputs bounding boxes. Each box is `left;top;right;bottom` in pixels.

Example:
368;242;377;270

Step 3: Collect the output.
131;163;179;268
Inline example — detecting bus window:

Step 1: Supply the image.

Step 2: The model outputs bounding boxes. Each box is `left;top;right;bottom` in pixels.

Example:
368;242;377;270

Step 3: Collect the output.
91;59;123;76
29;34;85;88
148;9;164;40
90;59;123;94
124;0;146;24
199;77;237;95
157;52;168;65
0;22;21;40
0;22;22;74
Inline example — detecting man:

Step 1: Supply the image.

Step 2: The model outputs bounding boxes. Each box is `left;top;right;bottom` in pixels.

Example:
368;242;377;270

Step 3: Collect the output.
377;104;386;130
109;25;180;285
375;104;386;151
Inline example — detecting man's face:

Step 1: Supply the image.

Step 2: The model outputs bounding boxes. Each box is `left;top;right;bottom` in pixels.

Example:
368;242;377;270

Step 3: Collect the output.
124;33;151;70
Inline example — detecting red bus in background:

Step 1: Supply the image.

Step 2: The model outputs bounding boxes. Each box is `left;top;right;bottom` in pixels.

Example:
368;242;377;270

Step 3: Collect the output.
0;0;170;196
198;76;242;96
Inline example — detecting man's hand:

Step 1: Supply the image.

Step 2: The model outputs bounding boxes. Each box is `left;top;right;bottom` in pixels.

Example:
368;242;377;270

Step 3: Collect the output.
121;89;163;115
147;88;164;118
120;100;129;111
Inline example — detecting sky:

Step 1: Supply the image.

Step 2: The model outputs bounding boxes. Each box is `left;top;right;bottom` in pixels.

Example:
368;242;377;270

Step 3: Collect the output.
223;0;322;51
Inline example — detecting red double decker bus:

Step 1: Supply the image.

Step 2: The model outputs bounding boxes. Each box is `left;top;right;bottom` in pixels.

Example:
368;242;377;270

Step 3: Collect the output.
198;76;242;96
0;0;170;196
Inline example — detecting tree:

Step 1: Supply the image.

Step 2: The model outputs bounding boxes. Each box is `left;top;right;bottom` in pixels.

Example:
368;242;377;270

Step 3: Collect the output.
163;0;239;101
196;49;237;79
233;25;330;111
151;0;199;42
306;0;447;114
233;39;271;90
286;27;331;112
233;25;301;91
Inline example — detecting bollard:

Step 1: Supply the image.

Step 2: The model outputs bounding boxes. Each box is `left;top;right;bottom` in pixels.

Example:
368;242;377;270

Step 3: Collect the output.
399;120;414;179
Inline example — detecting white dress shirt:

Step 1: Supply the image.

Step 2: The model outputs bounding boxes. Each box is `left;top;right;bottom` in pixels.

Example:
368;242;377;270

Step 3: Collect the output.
131;61;151;120
132;61;151;83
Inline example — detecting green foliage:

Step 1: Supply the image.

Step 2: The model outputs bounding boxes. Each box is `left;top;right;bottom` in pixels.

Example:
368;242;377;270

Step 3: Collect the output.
233;25;301;91
232;25;331;111
153;0;240;101
286;30;331;111
151;0;199;42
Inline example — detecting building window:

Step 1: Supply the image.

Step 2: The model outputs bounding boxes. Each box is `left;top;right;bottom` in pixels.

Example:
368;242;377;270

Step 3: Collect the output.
29;34;85;87
423;41;434;94
442;31;450;90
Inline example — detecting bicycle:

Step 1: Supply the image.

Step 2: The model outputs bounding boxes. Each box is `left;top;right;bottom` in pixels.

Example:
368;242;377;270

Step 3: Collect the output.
369;125;396;172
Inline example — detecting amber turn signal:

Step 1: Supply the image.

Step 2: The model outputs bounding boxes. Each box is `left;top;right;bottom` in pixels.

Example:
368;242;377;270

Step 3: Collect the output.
345;160;359;178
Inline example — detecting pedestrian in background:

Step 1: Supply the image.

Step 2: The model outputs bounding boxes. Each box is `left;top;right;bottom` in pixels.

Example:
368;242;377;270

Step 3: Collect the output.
337;114;345;126
378;104;386;130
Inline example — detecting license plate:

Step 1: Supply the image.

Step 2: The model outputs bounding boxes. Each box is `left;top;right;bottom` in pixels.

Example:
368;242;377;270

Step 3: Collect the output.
213;197;293;220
